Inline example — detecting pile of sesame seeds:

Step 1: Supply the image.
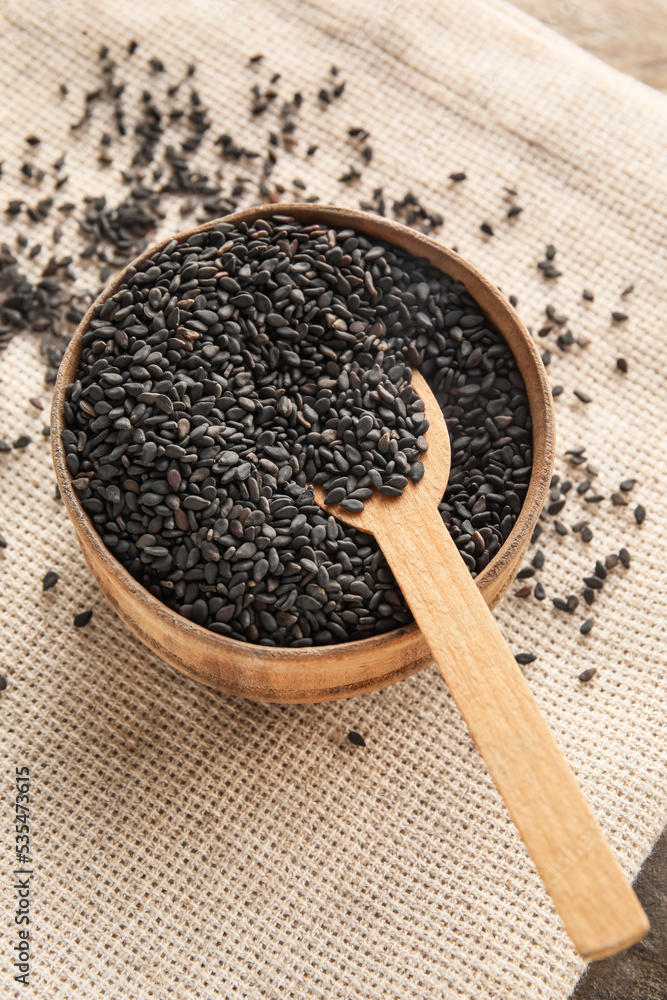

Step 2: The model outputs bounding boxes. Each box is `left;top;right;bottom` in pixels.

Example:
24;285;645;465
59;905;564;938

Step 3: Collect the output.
62;216;532;645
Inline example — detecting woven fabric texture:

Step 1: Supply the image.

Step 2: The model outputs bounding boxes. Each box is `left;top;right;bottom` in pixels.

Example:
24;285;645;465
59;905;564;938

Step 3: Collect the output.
1;1;667;997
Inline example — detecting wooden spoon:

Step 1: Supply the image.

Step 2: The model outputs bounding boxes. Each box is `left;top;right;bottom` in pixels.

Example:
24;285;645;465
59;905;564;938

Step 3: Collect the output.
312;370;648;960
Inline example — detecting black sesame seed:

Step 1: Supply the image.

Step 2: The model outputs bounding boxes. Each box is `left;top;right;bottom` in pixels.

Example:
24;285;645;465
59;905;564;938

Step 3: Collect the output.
534;581;545;601
340;499;364;513
634;505;646;525
546;305;567;324
594;560;607;580
449;172;466;182
574;390;592;404
515;652;536;665
480;222;494;236
578;667;597;682
620;478;636;492
42;570;59;591
74;610;93;628
611;311;628;322
580;618;593;635
411;462;425;483
616;358;628;372
324;487;346;506
0;674;6;690
13;435;31;449
619;548;631;568
347;731;366;747
581;526;593;543
583;588;595;605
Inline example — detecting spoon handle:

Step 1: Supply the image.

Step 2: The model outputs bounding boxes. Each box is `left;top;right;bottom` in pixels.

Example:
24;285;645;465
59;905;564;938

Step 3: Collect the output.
374;506;648;960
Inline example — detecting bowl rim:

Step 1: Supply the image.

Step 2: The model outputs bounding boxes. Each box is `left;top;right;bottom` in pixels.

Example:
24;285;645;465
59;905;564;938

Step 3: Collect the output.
51;203;555;684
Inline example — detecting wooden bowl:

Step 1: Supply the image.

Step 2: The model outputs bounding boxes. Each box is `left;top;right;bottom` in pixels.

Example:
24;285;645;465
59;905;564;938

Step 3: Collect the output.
52;204;555;703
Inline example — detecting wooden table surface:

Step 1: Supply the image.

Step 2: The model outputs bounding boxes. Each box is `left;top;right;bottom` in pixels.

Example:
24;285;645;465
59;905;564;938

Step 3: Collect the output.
512;0;667;91
510;2;667;995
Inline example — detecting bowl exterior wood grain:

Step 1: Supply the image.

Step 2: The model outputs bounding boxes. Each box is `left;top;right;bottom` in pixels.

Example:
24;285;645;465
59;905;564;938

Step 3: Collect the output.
52;204;555;703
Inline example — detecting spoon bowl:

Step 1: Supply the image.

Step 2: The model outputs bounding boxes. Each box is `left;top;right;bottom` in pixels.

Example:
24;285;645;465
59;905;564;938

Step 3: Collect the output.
311;371;452;533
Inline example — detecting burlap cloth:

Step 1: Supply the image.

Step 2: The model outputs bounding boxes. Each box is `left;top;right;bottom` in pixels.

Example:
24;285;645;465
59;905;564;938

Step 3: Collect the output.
1;1;666;997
